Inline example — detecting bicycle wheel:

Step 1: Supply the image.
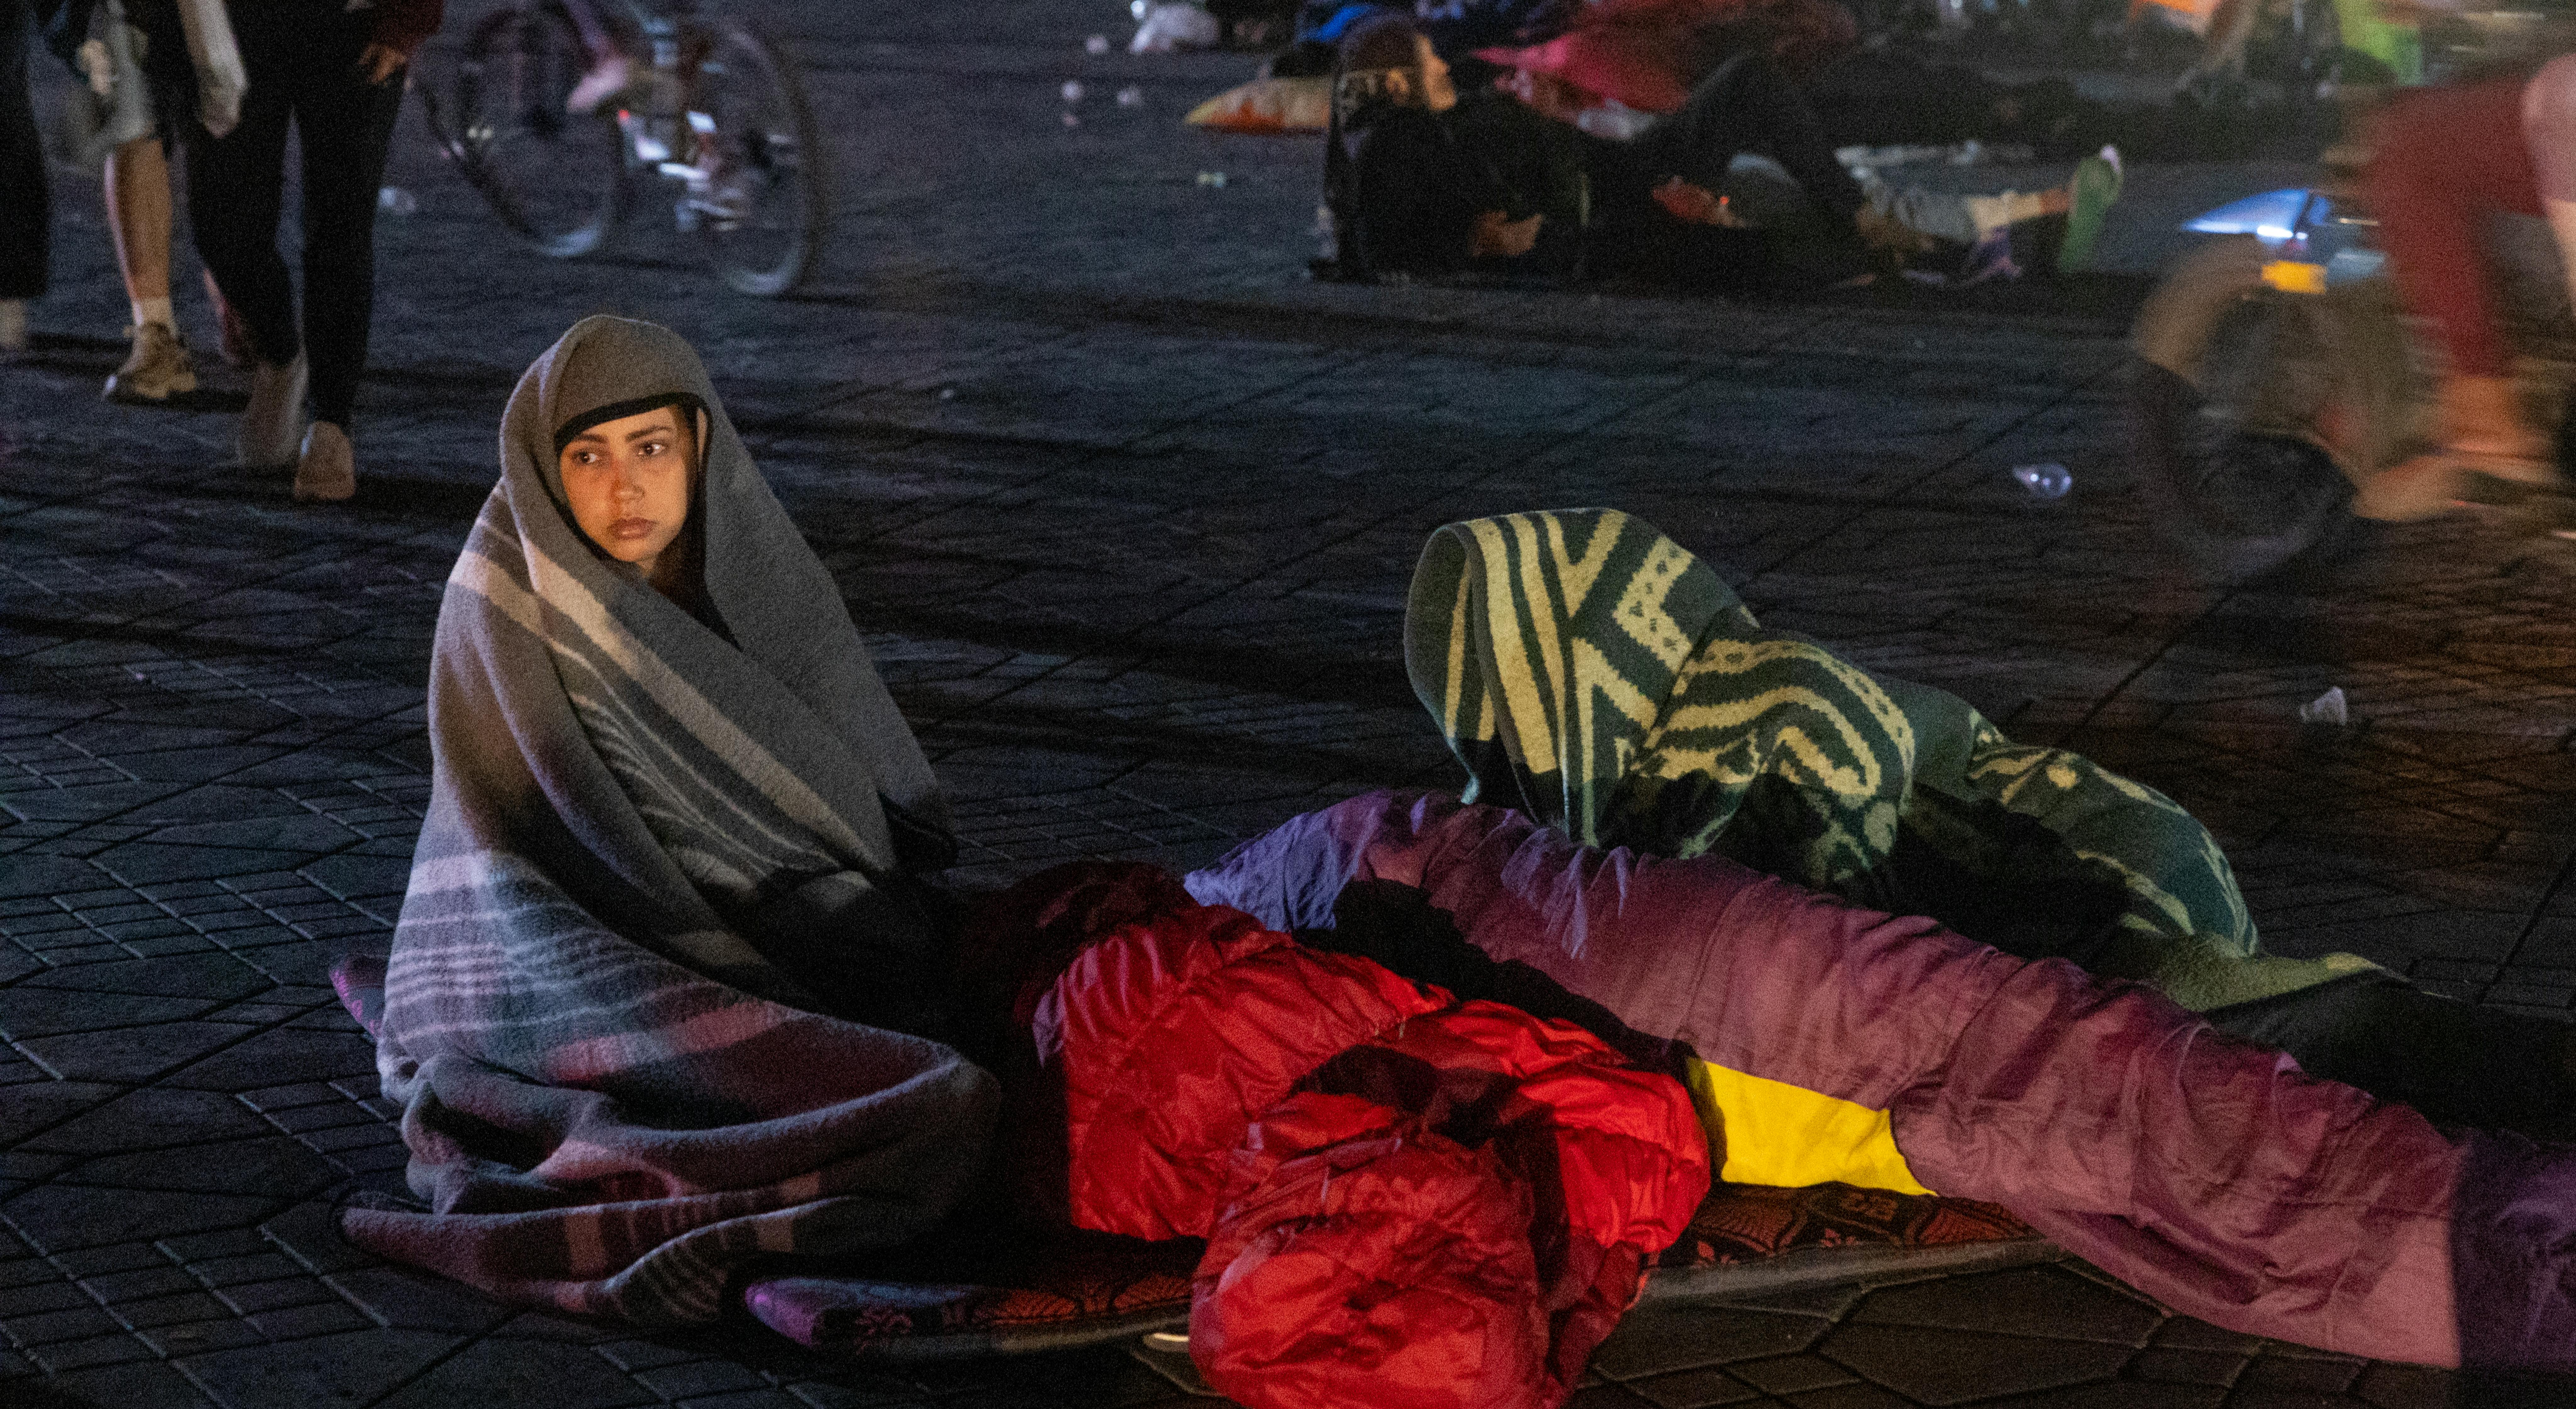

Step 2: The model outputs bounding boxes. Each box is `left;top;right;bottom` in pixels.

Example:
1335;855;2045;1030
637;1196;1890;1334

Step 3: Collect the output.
421;1;625;257
684;18;828;296
2128;247;2355;583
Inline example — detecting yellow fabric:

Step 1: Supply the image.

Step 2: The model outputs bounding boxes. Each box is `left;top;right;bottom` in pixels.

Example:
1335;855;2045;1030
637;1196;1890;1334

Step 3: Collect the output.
1684;1058;1934;1196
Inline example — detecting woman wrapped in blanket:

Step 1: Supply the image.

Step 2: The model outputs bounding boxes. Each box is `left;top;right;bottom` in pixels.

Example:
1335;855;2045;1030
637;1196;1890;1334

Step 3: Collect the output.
1184;508;2576;1372
340;316;997;1325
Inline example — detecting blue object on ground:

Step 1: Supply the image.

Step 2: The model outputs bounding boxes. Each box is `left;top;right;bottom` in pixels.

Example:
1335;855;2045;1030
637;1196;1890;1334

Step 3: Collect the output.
2183;188;2326;246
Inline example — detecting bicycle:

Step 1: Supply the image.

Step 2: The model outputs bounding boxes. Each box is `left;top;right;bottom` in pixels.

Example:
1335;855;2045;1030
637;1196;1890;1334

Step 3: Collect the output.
409;0;828;297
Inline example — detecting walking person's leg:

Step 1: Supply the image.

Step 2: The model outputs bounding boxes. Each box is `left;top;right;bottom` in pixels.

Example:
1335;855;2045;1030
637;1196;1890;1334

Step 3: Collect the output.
284;17;404;501
92;0;195;401
185;8;302;469
0;0;47;351
103;136;197;400
2359;73;2551;518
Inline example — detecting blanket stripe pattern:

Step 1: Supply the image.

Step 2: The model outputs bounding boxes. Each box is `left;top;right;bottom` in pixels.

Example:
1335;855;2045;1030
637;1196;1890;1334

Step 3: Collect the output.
1402;508;2371;1010
341;317;997;1326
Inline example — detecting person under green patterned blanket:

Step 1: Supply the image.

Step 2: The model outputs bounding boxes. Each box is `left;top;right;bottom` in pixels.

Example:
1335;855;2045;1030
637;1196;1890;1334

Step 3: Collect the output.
1403;507;2576;1131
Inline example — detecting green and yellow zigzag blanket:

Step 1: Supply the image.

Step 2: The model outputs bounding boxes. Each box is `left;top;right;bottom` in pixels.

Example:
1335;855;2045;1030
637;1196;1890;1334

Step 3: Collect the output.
1403;508;2373;1011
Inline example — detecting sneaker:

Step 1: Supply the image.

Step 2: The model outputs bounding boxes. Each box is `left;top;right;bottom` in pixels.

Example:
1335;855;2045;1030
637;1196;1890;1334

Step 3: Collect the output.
2055;146;2123;275
293;421;357;503
104;322;198;404
239;354;308;469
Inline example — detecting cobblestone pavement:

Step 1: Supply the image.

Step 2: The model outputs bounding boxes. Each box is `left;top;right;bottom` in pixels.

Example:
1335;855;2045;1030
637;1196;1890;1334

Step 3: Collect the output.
8;3;2576;1406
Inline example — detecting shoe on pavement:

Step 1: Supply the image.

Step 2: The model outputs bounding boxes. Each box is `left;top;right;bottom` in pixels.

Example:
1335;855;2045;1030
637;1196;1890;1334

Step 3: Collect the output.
105;322;198;404
2055;146;2123;275
293;421;357;503
239;355;307;469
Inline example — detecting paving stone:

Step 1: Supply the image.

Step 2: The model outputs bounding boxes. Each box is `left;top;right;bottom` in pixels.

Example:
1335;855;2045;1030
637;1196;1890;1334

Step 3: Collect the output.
0;1185;271;1253
1627;1365;1767;1407
2237;1353;2364;1395
136;1316;266;1359
324;1266;513;1334
158;1027;380;1091
23;1089;275;1155
1974;1383;2227;1408
75;1265;197;1304
0;1281;93;1319
1727;1353;1856;1396
1788;1384;1917;1409
0;989;216;1040
244;1300;375;1340
177;1326;459;1407
1821;1323;2132;1405
2350;1361;2451;1409
2125;1348;2246;1387
11;955;275;1001
0;1082;123;1147
51;1243;174;1277
639;1359;780;1398
39;1358;224;1408
0;857;108;901
16;1022;256;1084
114;1291;235;1329
1849;1267;2162;1347
1592;1306;1830;1380
23;1331;155;1372
369;1333;664;1409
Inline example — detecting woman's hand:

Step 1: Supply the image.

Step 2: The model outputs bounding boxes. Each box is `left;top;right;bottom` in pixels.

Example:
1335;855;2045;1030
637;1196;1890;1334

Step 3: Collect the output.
1471;210;1546;258
358;43;409;86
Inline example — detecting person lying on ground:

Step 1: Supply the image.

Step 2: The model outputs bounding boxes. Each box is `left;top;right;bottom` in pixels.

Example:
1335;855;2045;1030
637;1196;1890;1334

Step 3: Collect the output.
1365;507;2576;1134
1326;16;2121;283
1183;786;2576;1378
338;315;995;1324
2354;52;2576;520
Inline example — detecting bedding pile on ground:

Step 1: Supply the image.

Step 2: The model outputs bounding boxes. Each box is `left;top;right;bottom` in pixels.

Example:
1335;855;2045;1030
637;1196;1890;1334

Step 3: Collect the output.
974;861;1710;1409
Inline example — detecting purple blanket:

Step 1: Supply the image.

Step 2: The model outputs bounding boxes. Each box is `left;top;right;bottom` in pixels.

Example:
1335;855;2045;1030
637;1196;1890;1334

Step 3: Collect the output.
1187;789;2576;1370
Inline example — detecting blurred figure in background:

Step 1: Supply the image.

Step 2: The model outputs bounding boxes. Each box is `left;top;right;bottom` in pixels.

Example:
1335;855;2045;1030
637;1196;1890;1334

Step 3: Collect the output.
2;0;45;353
2357;53;2576;519
188;0;439;502
46;0;244;402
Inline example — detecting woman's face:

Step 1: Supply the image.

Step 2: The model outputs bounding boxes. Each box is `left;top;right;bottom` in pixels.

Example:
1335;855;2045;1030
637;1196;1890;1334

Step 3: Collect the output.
558;406;697;578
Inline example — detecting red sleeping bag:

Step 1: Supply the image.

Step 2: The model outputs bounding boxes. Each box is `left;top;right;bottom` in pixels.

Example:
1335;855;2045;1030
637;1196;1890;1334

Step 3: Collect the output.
991;865;1710;1409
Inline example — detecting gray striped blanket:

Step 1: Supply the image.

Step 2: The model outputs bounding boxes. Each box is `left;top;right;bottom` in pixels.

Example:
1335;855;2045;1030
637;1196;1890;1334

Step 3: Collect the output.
340;318;997;1326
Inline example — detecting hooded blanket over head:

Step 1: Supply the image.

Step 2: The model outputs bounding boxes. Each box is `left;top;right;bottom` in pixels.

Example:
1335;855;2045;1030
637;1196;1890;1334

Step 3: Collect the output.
342;317;998;1325
1402;507;2370;1011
